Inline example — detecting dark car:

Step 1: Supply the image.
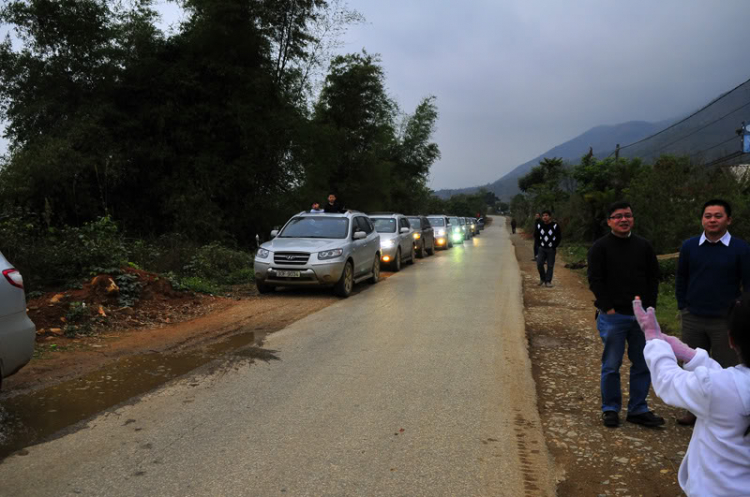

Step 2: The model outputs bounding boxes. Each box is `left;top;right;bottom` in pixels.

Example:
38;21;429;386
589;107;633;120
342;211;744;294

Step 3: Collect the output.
407;216;435;258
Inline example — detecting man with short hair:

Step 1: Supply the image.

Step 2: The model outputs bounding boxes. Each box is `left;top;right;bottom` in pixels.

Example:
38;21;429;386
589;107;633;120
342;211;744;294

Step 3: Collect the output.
588;201;664;428
674;199;750;425
310;201;324;213
535;210;561;287
323;193;344;213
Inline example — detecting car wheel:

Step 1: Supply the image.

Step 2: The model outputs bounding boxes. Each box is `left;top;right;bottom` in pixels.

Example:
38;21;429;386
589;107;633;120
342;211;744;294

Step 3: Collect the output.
256;282;273;294
334;261;354;297
407;244;416;265
427;239;435;255
368;255;380;284
393;248;401;272
418;241;426;258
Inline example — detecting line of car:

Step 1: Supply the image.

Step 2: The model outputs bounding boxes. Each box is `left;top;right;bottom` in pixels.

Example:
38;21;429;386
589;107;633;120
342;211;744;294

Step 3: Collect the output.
253;210;485;298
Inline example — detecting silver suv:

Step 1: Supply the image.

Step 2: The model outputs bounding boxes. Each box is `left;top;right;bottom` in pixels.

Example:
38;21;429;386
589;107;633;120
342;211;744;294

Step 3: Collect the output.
369;213;416;271
0;250;36;389
254;211;381;298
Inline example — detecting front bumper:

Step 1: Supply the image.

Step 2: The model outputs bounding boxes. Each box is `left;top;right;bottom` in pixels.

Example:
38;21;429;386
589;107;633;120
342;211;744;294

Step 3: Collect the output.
435;236;448;248
254;260;346;286
380;246;399;263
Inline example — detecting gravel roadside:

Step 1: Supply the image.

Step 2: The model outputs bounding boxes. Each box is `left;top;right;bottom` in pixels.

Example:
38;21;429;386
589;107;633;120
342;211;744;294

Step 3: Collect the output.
511;227;690;497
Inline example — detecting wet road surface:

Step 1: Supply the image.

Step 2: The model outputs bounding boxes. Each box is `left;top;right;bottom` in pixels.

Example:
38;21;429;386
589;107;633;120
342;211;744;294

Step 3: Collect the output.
0;218;555;496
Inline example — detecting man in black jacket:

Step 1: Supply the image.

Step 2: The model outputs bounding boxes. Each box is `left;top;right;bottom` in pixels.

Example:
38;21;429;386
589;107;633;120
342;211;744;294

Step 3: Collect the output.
587;201;664;428
535;210;561;287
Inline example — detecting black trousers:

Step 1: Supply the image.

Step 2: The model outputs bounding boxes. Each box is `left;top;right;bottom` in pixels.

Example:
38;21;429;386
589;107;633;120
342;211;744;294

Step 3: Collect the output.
537;247;556;282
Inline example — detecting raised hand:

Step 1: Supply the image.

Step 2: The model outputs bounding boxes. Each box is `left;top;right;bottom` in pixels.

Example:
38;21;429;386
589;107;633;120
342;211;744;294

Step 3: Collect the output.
633;297;663;341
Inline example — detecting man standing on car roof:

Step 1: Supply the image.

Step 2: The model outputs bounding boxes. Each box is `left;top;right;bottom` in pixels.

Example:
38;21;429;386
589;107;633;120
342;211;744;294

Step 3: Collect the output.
535;210;561;287
587;200;664;429
324;193;345;213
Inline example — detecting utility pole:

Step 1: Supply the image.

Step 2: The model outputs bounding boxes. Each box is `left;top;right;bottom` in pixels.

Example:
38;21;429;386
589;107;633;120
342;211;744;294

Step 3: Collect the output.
615;144;620;162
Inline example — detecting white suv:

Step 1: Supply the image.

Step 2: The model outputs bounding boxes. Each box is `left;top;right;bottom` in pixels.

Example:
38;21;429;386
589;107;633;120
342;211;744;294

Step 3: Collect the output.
0;250;35;389
254;211;381;298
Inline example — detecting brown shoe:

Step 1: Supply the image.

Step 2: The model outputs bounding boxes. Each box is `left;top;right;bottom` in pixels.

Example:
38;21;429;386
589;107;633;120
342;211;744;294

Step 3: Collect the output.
677;411;696;426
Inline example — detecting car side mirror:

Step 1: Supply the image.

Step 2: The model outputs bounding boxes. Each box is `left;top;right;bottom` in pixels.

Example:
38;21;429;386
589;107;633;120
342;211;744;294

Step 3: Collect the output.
270;230;279;238
353;231;366;240
400;227;410;233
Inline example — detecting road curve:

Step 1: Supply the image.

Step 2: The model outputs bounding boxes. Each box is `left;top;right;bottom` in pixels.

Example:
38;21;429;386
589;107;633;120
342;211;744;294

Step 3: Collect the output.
0;216;555;496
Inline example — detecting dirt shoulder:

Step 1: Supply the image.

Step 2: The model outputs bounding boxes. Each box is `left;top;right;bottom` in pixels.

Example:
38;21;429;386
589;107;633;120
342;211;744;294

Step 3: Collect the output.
511;227;690;496
3;286;340;396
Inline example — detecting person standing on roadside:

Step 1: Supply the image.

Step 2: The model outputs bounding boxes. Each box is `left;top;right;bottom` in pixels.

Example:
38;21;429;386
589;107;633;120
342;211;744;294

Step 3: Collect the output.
324;193;344;213
510;218;517;234
674;199;750;426
587;201;664;428
535;210;561;287
532;213;542;260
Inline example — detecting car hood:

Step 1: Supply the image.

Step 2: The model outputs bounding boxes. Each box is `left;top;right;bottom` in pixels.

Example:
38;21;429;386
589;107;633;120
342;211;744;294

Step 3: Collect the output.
261;238;346;252
377;232;400;242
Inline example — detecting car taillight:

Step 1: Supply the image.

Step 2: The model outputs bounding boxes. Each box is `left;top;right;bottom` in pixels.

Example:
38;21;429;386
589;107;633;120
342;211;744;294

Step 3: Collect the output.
2;268;24;289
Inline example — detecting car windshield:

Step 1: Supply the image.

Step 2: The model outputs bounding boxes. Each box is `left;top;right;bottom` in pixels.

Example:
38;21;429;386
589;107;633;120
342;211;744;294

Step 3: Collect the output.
407;218;421;229
371;218;397;233
459;218;466;225
279;217;349;239
449;217;459;226
428;217;445;227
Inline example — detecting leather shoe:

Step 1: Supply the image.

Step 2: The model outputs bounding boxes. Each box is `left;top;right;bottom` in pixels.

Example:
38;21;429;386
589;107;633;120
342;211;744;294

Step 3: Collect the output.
677;411;696;426
626;411;665;428
602;411;619;427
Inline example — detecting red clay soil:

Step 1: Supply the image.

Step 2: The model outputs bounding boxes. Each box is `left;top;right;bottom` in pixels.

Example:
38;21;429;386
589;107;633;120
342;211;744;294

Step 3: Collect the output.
5;268;339;395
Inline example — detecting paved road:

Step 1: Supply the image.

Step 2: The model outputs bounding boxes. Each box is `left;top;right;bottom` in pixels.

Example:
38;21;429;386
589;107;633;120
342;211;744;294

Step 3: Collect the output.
0;217;555;496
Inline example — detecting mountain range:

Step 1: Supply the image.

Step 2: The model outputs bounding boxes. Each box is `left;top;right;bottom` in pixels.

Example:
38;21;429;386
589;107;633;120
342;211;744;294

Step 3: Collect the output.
436;77;750;201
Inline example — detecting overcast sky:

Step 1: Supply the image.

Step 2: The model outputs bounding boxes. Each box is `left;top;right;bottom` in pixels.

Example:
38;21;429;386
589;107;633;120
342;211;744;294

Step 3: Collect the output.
336;0;750;190
3;1;750;191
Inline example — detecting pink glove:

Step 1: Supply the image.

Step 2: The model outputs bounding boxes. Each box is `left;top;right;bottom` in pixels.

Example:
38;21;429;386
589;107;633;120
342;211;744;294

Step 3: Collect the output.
662;335;697;363
632;298;663;341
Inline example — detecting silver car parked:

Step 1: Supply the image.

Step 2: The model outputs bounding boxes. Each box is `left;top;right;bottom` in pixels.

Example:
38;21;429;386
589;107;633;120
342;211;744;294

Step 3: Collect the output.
254;211;381;298
0;250;35;389
369;213;416;271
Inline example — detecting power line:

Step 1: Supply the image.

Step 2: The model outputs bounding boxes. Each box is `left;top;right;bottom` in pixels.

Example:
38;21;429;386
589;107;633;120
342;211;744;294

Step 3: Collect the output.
690;135;739;158
651;101;750;154
613;76;750;154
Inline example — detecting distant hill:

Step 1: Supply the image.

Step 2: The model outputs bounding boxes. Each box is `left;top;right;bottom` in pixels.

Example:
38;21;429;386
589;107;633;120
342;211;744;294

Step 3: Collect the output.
435;119;672;201
437;76;750;202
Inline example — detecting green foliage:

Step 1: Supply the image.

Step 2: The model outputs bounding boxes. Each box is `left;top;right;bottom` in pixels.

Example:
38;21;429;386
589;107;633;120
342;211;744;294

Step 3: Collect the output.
655;278;680;336
64;301;92;337
0;215;126;290
115;273;142;308
179;276;221;295
658;257;679;281
183;242;254;284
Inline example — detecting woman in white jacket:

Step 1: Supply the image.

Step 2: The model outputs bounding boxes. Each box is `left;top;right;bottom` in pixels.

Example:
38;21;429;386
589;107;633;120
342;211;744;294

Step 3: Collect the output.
633;296;750;497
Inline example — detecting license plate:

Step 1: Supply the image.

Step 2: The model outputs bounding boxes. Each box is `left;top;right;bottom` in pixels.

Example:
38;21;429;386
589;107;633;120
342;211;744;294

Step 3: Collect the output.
276;270;301;278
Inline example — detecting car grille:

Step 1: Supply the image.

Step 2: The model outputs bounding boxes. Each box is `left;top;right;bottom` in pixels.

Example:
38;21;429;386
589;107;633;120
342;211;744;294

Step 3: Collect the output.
274;252;310;265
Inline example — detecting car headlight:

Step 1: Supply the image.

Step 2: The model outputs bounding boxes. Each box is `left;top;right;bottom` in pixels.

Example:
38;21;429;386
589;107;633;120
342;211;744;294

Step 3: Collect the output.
318;248;343;260
381;239;394;248
412;232;421;240
256;248;270;259
435;229;445;236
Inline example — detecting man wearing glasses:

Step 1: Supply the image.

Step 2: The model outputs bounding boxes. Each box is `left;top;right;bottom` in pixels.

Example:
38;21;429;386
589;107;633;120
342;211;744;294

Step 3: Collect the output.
674;199;750;425
588;201;664;428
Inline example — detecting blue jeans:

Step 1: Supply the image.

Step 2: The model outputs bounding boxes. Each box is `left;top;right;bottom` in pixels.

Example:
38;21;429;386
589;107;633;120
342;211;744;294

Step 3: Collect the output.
597;312;651;415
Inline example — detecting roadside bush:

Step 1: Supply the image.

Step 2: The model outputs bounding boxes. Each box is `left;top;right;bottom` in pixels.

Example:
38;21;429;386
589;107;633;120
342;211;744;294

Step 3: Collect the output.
182;242;254;284
179;276;221;295
0;215;126;291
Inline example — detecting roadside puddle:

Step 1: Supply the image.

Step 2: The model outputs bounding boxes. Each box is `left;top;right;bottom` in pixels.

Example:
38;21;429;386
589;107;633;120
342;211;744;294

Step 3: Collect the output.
0;330;269;460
